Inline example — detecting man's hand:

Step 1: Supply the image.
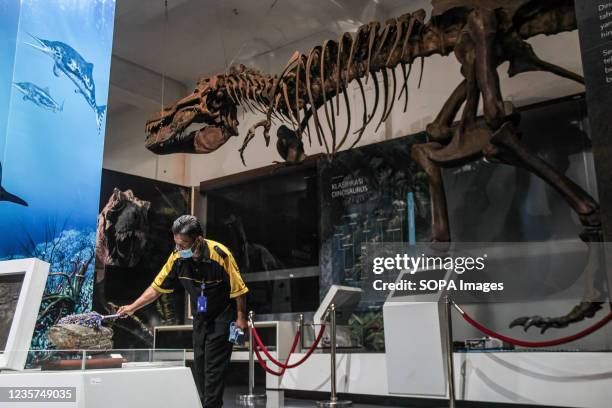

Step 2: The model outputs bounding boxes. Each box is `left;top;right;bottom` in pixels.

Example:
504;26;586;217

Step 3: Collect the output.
116;287;162;318
235;316;248;332
234;293;248;332
117;304;136;317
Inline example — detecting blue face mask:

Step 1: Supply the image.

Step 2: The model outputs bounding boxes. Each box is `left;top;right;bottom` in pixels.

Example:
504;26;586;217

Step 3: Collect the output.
178;247;194;258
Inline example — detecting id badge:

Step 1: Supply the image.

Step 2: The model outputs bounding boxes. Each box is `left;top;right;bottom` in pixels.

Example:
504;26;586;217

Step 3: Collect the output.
197;283;207;313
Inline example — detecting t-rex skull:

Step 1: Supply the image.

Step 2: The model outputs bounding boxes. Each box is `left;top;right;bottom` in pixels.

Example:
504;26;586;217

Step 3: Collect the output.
144;70;248;155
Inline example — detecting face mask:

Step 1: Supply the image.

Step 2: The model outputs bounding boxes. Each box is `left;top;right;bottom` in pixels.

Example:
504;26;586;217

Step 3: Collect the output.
178;244;193;258
178;247;194;258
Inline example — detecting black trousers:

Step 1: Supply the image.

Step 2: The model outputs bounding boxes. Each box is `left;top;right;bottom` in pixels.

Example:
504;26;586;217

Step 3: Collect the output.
192;306;234;408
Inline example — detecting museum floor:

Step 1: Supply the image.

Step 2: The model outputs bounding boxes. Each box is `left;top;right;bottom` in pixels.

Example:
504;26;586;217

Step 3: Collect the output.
221;387;560;408
222;387;390;408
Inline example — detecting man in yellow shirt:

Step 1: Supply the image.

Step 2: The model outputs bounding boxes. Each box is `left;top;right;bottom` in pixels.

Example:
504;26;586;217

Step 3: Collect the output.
118;215;248;408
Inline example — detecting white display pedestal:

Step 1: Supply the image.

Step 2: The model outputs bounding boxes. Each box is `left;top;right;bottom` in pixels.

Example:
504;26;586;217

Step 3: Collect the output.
0;365;201;408
276;350;612;408
383;301;446;397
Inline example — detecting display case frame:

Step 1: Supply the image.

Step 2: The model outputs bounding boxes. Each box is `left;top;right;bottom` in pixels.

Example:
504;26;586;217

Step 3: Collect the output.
0;258;49;370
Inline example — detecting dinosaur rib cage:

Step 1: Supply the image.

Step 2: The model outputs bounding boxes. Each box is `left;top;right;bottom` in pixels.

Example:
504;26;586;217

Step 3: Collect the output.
145;0;578;158
219;0;578;156
224;10;456;155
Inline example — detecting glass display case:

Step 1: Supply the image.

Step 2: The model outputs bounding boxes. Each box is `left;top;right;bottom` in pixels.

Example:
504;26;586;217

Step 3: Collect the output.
198;95;606;354
1;349;200;408
23;349;186;371
202;162;320;317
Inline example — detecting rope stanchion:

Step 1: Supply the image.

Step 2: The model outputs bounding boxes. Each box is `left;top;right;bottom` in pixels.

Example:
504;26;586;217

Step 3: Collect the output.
237;310;266;406
253;324;302;377
254;345;285;376
453;302;612;348
252;324;326;369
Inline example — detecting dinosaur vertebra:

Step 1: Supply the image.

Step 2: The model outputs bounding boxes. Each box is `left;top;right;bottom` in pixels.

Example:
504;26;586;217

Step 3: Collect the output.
145;0;606;333
146;0;578;161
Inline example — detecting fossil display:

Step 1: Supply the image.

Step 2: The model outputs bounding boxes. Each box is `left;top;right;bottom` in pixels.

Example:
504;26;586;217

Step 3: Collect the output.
47;324;113;350
144;0;604;332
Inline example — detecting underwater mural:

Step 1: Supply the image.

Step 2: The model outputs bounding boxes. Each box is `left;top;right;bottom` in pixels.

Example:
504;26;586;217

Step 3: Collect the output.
0;162;27;206
0;0;116;352
0;0;19;162
25;34;107;132
12;82;63;113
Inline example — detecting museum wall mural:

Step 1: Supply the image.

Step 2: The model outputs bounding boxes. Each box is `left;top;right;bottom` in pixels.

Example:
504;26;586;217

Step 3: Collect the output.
94;169;191;348
0;0;116;352
0;0;20;162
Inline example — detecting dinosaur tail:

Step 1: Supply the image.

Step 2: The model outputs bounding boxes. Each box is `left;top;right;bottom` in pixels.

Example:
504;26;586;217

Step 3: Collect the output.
95;105;107;133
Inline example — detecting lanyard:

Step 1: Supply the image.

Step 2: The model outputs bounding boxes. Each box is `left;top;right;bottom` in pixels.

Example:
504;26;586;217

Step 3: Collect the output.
197;283;207;313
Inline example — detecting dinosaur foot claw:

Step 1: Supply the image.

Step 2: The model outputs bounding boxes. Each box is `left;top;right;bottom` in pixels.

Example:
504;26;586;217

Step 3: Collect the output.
508;316;529;329
509;302;604;334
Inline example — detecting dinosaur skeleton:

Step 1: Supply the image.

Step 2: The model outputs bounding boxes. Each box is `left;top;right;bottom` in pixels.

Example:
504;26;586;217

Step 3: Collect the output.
145;0;606;333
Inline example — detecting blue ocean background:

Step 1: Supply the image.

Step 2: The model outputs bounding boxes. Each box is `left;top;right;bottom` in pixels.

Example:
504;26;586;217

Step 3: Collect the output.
1;0;115;256
0;0;20;159
0;0;116;351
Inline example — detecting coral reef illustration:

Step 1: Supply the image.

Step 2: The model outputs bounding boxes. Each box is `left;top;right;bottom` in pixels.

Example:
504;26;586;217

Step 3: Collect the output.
2;227;98;353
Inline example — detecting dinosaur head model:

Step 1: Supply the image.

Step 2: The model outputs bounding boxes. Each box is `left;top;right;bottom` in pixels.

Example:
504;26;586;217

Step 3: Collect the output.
96;188;150;268
144;66;273;156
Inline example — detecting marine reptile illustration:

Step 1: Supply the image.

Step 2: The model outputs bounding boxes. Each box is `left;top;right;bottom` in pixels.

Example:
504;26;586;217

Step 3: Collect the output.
25;34;106;132
13;81;63;113
144;0;606;333
0;162;27;206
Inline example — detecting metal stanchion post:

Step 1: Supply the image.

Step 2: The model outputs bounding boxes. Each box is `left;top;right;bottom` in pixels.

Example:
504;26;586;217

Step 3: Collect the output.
445;296;456;408
299;313;305;351
237;311;266;407
316;304;351;407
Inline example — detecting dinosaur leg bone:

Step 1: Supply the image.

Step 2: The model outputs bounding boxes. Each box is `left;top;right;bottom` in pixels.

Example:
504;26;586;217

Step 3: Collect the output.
490;122;600;227
426;80;467;142
466;8;509;129
410;142;451;242
486;122;604;332
510;238;607;333
505;36;585;84
239;119;271;165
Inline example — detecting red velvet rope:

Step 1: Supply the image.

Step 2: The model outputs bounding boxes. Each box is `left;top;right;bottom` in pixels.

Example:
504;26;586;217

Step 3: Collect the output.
252;324;326;369
253;326;301;376
252;324;326;375
254;345;285;376
459;308;612;348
